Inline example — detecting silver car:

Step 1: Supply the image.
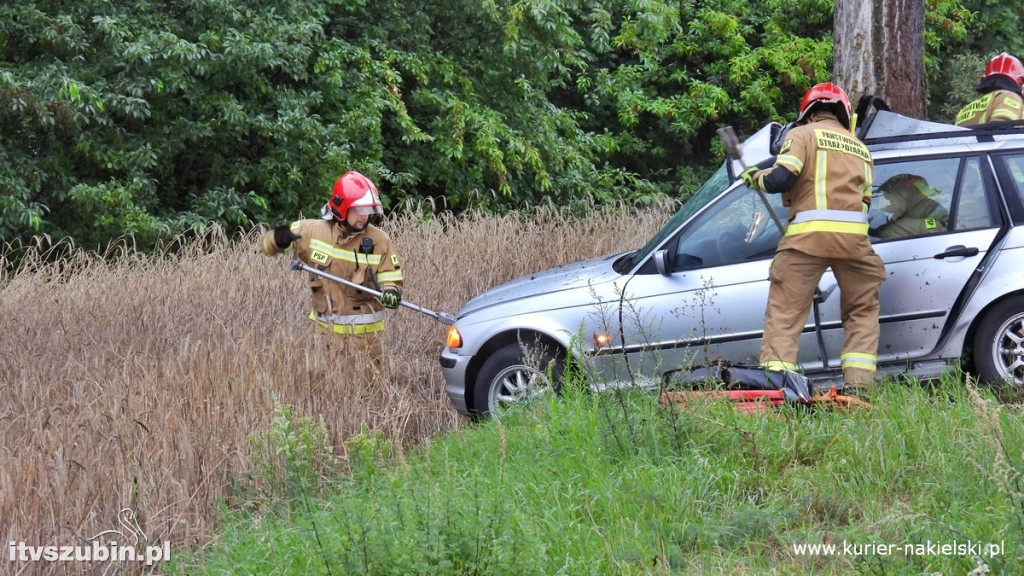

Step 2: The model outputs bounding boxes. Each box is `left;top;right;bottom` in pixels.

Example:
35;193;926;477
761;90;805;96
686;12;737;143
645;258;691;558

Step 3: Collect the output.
440;103;1024;416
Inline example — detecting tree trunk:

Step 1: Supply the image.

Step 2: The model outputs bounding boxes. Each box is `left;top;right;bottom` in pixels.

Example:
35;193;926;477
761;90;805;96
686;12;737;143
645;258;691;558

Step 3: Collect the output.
833;0;875;102
833;0;927;119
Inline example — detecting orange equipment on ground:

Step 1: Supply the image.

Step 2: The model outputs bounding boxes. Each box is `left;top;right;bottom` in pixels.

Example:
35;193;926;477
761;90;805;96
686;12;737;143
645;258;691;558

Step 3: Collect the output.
658;364;874;413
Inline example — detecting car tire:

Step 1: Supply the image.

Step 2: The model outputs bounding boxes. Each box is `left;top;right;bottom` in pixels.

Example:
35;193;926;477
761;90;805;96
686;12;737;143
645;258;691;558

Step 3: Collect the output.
471;343;564;415
973;296;1024;386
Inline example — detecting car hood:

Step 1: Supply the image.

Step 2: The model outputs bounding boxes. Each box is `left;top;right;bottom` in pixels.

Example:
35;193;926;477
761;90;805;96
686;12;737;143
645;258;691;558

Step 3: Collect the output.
458;252;626;318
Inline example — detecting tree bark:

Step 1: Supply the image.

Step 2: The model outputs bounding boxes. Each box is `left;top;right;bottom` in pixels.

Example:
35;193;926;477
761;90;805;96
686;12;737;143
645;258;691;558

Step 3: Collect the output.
834;0;927;119
833;0;875;101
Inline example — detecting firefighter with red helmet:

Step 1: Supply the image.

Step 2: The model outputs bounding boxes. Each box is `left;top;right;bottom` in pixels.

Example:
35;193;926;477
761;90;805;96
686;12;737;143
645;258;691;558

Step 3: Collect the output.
261;171;403;373
742;82;887;393
956;52;1024;126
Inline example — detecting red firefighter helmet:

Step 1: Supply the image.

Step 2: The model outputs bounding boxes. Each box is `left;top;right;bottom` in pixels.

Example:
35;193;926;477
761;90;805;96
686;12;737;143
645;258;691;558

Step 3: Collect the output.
983;52;1024;86
796;82;853;129
324;171;383;220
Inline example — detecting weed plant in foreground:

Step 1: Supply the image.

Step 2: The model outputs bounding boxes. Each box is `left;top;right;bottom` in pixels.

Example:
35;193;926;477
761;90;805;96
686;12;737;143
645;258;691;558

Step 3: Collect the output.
0;202;670;575
168;377;1024;575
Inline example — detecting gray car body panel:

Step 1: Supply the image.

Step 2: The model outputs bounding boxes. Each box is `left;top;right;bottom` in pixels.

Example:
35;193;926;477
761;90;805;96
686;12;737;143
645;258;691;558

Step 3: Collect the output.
442;107;1024;415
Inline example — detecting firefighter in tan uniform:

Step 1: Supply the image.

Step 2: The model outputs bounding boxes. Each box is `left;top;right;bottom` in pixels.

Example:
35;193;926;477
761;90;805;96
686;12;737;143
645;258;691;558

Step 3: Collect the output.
261;171;403;375
955;52;1024;126
742;82;887;391
869;174;949;240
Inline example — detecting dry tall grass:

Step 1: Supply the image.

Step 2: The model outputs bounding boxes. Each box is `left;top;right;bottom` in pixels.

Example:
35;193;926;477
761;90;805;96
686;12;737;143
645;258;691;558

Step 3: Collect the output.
0;202;675;574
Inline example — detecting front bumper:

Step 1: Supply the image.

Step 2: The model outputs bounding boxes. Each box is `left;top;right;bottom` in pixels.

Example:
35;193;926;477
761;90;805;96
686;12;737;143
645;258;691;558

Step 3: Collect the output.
439;347;472;415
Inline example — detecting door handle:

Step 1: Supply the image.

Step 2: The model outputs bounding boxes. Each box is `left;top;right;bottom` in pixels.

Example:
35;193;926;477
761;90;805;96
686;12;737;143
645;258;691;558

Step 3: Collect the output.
933;245;979;259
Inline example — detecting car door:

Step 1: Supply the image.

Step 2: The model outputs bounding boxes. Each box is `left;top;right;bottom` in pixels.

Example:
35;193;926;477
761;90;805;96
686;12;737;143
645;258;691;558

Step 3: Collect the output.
604;182;786;382
600;153;1001;386
811;155;1000;366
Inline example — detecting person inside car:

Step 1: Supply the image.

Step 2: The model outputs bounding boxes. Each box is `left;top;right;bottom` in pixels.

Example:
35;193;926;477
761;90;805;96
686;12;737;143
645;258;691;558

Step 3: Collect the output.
868;174;949;239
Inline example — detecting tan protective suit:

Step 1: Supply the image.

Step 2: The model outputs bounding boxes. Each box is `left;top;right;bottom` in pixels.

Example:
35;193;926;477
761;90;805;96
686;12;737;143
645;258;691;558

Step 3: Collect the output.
749;113;887;387
955;89;1024;126
874;174;949;240
262;219;403;375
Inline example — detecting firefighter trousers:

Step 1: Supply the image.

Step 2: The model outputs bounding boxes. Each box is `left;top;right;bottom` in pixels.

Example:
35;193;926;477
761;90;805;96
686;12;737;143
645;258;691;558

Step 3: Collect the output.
759;248;886;386
314;327;387;383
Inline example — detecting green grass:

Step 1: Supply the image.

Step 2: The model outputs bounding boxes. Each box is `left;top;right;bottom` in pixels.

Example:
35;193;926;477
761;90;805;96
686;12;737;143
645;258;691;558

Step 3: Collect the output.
168;377;1023;575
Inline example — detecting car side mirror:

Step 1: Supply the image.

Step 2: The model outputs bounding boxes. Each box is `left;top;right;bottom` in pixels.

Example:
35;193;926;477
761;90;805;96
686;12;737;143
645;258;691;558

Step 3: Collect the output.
653;249;672;276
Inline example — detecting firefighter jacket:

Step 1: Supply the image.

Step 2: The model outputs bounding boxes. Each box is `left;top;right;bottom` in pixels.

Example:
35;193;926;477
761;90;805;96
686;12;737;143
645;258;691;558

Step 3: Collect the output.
955;89;1024;126
750;113;874;260
875;183;949;239
261;219;403;334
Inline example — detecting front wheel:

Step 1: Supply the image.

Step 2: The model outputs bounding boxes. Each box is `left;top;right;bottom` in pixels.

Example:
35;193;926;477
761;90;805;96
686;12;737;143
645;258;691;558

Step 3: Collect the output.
973;296;1024;386
471;343;564;416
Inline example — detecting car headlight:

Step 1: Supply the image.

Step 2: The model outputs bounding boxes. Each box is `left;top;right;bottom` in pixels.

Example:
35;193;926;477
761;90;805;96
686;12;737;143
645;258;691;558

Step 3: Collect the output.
445;325;463;349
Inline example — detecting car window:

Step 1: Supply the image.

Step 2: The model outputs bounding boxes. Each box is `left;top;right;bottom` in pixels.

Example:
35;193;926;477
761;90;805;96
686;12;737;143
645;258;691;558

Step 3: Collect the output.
622;163;732;273
995;153;1024;224
952;157;995;231
870;159;955;241
671;184;785;270
870;156;997;241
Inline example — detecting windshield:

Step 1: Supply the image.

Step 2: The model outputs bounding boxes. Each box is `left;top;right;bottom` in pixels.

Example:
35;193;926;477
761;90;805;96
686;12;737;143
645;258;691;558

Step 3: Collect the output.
617;163;732;272
670;179;787;269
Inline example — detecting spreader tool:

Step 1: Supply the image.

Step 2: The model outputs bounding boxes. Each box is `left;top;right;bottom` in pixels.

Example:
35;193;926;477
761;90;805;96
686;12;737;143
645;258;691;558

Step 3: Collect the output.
290;258;456;326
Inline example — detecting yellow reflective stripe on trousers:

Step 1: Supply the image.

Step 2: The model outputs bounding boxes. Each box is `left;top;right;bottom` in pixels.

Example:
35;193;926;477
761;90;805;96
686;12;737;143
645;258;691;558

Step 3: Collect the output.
308;311;385;334
763;361;797;372
840;352;877;371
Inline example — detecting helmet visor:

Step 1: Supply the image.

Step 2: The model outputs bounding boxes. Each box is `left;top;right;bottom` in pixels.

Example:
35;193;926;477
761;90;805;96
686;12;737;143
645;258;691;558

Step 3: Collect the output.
351;205;382;216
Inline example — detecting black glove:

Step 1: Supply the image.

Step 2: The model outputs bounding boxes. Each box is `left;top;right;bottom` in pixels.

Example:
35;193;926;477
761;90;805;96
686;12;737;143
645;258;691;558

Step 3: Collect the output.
380;289;402;309
272;223;301;249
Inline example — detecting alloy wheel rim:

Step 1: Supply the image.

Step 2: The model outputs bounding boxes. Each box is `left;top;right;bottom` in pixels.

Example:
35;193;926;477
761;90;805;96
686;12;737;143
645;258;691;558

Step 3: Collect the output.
488;365;552;412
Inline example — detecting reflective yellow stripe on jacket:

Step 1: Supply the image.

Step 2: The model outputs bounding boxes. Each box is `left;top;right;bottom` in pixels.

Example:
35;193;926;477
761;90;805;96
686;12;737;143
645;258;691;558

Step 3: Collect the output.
956;91;1024;125
786;209;870;236
376;270;403;283
305;238;404;285
308;238;383;266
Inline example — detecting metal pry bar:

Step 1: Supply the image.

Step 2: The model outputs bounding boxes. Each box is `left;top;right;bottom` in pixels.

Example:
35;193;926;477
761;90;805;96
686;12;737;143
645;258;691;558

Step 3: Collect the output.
289;258;456;326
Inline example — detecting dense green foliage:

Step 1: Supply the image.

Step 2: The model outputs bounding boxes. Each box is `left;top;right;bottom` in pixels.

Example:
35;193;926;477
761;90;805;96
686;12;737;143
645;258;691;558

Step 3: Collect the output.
169;379;1024;575
0;0;1020;251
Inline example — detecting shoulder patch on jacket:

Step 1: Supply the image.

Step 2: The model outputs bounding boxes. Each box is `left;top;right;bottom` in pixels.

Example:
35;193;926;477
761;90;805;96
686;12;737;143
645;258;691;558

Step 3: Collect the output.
311;250;330;265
